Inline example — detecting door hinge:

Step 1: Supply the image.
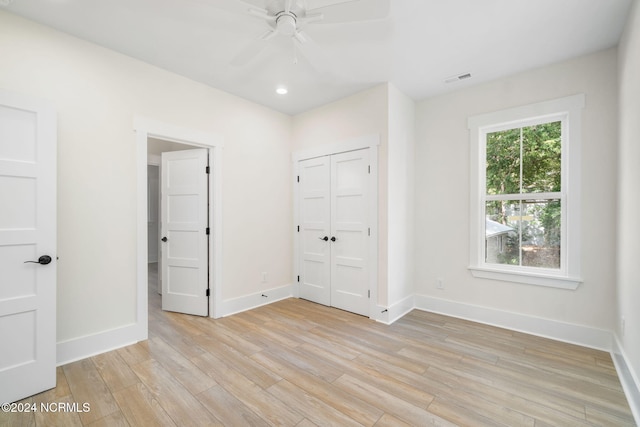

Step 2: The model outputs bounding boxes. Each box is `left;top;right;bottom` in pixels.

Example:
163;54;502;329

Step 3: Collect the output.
206;166;210;174
368;290;370;298
206;288;210;297
297;175;300;182
297;275;300;282
297;225;300;232
206;227;210;235
368;165;371;174
368;227;371;236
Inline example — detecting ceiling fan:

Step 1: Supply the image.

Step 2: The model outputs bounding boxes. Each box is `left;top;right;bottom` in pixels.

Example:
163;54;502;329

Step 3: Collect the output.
209;0;390;68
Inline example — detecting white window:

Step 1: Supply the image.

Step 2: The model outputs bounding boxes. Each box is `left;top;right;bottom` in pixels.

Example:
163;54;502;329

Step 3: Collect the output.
468;95;584;289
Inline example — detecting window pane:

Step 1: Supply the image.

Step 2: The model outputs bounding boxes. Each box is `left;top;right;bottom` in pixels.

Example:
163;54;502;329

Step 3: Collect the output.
521;199;561;269
485;200;520;265
522;122;561;193
486;129;520;195
485;199;561;269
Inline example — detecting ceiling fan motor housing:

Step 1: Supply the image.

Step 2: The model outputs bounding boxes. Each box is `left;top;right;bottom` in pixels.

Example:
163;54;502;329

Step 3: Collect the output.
276;12;297;36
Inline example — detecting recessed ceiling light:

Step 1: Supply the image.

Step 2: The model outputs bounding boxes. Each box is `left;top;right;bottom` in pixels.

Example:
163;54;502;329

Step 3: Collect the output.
276;87;288;95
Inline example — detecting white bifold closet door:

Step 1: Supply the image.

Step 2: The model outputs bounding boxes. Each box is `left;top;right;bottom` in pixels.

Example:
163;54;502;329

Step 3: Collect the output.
299;149;370;316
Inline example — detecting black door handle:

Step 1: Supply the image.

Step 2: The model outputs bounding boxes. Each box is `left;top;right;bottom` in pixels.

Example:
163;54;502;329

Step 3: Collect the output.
24;255;52;265
318;236;329;241
331;236;337;242
161;237;168;242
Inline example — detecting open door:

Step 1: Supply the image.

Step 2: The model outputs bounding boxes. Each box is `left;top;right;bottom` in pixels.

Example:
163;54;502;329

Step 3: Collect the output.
160;149;209;316
0;91;57;403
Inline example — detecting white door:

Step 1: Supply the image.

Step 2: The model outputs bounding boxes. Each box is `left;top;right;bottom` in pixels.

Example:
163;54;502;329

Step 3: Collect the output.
0;91;56;403
160;149;209;316
330;150;370;316
298;149;370;316
299;156;331;306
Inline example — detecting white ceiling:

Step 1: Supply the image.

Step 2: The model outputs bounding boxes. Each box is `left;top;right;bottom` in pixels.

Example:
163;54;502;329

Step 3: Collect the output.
2;0;632;115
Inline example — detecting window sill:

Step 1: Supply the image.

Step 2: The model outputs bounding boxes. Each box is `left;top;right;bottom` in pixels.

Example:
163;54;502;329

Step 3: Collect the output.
468;266;582;290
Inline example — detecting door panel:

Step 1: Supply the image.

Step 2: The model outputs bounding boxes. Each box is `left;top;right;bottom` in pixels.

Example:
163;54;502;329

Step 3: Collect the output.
298;149;370;317
298;156;331;306
0;91;56;403
331;150;369;316
161;149;208;316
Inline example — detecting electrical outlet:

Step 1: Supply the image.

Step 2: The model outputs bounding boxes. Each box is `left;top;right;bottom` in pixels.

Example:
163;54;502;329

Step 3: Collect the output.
436;277;444;290
261;272;267;283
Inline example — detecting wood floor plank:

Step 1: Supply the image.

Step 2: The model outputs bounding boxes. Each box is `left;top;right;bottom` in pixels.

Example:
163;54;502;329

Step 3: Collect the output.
130;359;221;427
267;379;364;427
112;383;177;427
62;359;120;425
190;334;282;389
251;348;384;426
84;410;130;427
196;385;269;427
426;365;591;425
333;374;455;427
191;351;304;426
146;335;217;395
373;413;413;427
91;351;139;393
116;341;151;367
302;341;436;409
32;366;73;405
148;317;208;360
33;395;84;427
0;397;36;427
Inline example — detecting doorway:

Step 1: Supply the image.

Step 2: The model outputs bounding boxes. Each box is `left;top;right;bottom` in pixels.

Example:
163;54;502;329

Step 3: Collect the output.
293;135;379;319
147;138;208;316
134;118;223;343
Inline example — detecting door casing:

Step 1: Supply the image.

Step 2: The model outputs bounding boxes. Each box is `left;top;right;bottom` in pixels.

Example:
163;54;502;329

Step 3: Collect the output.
134;118;223;341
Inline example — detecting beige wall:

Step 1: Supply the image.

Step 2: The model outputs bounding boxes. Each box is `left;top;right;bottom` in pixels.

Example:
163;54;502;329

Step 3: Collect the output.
0;11;292;342
617;0;640;398
413;48;619;330
387;85;415;307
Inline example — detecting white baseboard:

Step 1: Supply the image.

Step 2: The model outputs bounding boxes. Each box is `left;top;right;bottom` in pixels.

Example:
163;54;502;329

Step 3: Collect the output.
612;336;640;425
221;283;294;317
56;323;145;366
376;294;415;325
414;294;613;351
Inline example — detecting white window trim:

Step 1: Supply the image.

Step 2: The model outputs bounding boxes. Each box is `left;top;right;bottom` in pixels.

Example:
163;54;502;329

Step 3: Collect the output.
468;94;584;289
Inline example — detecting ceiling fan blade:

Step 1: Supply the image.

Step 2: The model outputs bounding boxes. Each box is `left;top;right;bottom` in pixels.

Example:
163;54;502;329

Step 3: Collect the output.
294;31;331;74
191;0;266;15
230;30;275;66
308;0;389;24
284;0;293;14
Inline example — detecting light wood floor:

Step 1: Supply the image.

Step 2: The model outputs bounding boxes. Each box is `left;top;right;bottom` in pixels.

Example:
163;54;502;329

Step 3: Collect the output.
2;266;635;426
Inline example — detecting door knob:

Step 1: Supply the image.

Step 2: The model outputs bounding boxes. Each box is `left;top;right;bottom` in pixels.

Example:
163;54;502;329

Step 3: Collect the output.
24;255;52;265
331;236;337;242
318;236;329;241
161;237;168;242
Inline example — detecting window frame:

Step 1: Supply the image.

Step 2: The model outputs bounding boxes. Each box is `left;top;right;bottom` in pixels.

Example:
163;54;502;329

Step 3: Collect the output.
468;94;584;289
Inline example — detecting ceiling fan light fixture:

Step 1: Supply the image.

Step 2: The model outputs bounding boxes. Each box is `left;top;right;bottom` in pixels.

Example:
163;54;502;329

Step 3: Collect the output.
276;86;288;95
276;13;297;36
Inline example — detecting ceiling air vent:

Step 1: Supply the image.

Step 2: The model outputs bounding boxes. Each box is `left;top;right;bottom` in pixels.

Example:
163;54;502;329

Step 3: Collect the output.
444;73;472;84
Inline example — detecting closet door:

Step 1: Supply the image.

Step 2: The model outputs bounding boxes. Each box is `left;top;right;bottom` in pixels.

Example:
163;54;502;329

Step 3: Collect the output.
330;149;370;316
298;156;331;306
